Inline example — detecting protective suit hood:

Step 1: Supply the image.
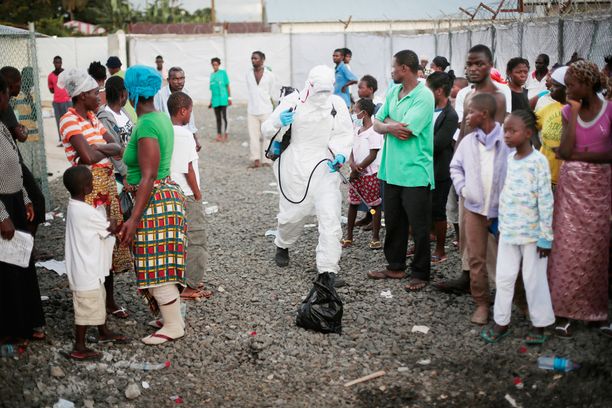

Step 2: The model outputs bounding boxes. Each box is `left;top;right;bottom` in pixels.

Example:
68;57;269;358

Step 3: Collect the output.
300;65;335;109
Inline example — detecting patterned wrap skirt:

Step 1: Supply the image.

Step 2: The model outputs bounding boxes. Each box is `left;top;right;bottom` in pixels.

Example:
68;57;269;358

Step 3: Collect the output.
85;166;133;273
348;173;382;207
547;161;611;321
133;179;186;289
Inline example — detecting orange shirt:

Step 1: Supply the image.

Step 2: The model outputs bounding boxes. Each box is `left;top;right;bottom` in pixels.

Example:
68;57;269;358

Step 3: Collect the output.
59;107;110;167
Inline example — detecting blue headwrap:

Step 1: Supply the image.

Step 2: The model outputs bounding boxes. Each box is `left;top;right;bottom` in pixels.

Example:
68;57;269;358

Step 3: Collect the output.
124;65;162;110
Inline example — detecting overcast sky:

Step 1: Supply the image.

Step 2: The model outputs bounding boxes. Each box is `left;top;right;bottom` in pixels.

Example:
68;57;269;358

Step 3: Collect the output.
129;0;486;22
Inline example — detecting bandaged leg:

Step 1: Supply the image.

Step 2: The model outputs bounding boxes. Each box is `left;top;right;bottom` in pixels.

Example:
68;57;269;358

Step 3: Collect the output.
142;284;185;345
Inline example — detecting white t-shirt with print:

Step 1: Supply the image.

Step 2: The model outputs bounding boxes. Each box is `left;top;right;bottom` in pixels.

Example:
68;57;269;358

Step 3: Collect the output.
170;125;200;197
455;82;512;121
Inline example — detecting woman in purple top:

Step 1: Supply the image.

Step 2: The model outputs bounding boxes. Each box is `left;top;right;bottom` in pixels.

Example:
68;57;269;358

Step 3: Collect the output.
549;60;612;337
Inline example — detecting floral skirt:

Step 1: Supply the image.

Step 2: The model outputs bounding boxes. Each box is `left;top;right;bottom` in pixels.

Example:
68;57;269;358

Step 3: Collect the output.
348;173;382;207
547;161;611;321
85;166;133;273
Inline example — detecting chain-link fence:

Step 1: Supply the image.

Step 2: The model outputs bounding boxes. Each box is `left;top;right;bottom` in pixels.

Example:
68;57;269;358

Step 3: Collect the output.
431;11;612;78
0;24;51;210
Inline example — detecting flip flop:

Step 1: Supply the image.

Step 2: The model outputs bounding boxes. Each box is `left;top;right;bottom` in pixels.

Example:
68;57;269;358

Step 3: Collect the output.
480;326;510;344
368;240;382;250
61;349;102;361
406;246;415;258
404;278;427;292
341;239;353;248
142;332;183;345
431;255;448;264
180;289;205;300
554;321;572;338
32;330;46;341
599;323;612;337
524;332;548;345
148;319;164;329
108;307;129;319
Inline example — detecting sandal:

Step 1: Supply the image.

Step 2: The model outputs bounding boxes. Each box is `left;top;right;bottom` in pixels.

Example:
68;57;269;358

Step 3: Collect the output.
32;330;46;341
368;240;382;250
142;332;183;345
554;321;572;338
431;254;447;264
406;246;415;258
61;349;102;361
404;278;427;292
148;319;164;329
524;332;548;345
108;307;129;319
180;289;205;300
341;239;353;248
200;290;213;299
599;323;612;338
481;326;510;344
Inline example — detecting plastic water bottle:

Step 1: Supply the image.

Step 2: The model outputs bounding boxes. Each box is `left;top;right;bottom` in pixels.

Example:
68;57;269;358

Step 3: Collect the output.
129;361;171;371
537;356;580;372
1;344;15;358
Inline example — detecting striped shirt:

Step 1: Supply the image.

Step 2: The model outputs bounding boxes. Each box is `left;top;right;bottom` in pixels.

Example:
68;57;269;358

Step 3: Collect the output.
60;107;110;167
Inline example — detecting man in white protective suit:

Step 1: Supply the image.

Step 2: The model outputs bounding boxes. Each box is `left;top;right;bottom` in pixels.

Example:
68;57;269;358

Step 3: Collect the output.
261;65;354;285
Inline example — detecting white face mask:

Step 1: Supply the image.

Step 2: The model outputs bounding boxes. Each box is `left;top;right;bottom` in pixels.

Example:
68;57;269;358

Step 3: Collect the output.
308;91;331;106
351;110;364;127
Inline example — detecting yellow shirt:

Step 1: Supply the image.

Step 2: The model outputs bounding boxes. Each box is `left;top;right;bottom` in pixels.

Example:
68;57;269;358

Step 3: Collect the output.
536;101;563;184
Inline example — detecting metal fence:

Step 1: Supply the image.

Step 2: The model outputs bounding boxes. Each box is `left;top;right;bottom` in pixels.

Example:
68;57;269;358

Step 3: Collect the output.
0;24;51;210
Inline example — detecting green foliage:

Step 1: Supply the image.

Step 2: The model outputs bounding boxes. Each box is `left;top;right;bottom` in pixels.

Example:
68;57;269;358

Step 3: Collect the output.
1;0;212;36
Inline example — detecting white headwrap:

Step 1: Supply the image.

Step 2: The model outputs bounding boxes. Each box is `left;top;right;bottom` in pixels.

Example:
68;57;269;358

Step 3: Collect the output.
551;66;568;86
57;68;98;98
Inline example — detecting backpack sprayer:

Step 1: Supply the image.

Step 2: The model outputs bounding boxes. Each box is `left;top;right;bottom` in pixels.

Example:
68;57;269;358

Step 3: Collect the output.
264;87;376;215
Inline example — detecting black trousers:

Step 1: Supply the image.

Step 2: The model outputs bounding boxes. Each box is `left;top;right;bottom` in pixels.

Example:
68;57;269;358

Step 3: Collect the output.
214;106;228;134
383;182;432;280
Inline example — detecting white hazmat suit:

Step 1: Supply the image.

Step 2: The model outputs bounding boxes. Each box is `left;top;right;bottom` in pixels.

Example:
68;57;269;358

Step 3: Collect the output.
261;66;354;274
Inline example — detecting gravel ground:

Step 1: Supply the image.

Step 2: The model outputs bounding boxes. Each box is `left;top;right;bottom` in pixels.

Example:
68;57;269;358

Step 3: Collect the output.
1;105;611;408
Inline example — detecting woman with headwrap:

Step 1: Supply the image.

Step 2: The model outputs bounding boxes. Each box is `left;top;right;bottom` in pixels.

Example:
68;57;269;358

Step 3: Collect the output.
58;69;132;320
118;65;186;345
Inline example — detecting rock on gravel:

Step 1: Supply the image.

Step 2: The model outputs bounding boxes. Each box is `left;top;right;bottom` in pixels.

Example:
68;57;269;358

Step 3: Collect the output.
124;383;140;400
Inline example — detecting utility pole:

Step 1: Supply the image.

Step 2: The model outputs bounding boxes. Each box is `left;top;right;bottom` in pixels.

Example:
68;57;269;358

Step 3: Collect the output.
211;0;216;24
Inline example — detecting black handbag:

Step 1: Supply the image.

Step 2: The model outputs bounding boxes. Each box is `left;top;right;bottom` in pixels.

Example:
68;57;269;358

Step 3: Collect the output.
118;190;133;221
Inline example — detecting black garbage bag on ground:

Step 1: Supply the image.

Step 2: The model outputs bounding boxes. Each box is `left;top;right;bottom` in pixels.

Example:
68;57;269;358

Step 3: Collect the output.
296;272;343;334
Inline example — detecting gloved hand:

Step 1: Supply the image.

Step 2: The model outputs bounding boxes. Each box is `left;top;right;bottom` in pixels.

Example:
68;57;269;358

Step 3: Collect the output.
279;109;295;126
537;89;550;98
327;154;346;173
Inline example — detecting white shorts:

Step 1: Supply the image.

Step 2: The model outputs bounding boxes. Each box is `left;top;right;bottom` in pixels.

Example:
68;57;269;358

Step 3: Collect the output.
73;284;106;326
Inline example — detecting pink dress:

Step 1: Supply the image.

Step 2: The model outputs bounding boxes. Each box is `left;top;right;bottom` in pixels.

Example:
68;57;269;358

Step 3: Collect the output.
547;100;612;321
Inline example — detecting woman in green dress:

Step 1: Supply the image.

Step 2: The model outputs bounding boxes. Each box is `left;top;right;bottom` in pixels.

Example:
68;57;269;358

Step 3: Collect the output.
208;57;231;142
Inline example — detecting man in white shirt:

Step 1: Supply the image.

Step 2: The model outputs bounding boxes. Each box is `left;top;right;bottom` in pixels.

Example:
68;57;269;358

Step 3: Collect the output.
154;66;201;152
525;54;550;99
246;51;276;168
168;92;209;301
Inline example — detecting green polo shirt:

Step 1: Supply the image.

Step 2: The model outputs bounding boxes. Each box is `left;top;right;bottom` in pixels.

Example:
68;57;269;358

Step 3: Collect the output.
375;81;435;188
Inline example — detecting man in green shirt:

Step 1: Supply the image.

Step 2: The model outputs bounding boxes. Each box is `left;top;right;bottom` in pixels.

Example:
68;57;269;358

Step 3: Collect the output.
367;50;435;292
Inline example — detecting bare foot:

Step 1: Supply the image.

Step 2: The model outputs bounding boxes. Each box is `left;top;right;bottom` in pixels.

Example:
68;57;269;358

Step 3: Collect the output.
248;160;261;169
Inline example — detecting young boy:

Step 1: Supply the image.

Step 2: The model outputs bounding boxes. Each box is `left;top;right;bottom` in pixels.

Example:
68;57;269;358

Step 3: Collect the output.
64;166;128;360
168;91;209;300
481;110;555;344
450;93;513;325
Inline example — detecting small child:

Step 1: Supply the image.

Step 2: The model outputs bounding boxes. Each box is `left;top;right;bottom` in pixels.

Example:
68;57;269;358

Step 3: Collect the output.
481;110;555;344
168;91;209;301
342;98;383;250
450;93;513;325
64;166;128;360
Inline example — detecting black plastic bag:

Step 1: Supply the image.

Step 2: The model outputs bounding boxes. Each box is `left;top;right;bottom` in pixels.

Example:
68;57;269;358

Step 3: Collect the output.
296;273;343;334
118;190;133;221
